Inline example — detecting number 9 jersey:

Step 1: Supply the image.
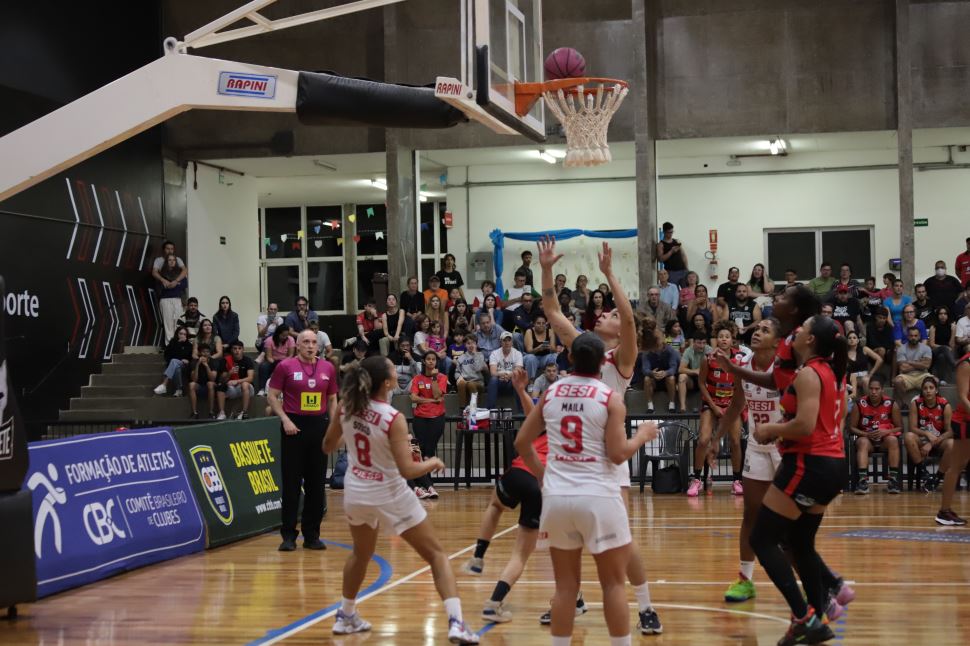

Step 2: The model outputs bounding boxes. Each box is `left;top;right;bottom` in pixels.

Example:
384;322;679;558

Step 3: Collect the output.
541;375;619;498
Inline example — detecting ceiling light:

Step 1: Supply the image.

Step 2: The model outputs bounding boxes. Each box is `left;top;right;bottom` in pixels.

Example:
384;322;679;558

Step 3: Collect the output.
546;149;567;159
768;138;788;155
312;159;337;171
419;195;428;202
371;178;387;190
534;150;557;164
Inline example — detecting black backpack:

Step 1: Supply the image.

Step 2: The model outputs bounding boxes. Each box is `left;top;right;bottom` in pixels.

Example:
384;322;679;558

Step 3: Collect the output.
652;464;683;494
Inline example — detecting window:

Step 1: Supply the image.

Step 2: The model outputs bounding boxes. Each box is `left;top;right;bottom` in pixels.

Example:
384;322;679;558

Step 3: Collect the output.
764;227;874;282
418;201;449;288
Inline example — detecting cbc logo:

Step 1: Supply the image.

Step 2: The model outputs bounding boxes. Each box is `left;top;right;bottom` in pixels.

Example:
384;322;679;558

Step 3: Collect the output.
200;465;224;493
83;500;127;546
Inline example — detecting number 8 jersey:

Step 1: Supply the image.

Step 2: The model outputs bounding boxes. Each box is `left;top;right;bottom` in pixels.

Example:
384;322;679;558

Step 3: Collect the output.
541;375;619;497
340;399;409;504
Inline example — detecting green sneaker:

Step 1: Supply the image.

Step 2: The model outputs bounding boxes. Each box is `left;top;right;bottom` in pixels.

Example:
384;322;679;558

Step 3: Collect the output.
724;578;756;602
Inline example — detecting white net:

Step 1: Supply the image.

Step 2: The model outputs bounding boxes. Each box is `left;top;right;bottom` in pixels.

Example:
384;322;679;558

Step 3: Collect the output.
543;82;629;168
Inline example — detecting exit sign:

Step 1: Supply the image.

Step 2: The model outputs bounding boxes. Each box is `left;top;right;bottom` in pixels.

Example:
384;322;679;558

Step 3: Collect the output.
914;218;929;227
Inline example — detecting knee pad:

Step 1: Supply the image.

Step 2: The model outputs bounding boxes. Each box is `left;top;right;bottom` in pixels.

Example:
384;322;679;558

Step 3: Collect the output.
749;506;794;553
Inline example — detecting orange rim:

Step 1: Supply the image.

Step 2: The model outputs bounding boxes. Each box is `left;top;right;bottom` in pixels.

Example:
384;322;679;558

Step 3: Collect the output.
514;77;629;116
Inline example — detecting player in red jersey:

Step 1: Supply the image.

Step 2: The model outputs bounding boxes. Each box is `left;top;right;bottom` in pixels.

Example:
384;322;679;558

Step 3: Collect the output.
849;377;903;494
904;376;953;493
747;315;848;646
688;321;745;496
937;351;970;525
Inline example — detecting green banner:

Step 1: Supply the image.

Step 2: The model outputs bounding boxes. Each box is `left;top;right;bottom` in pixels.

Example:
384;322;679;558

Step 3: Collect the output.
172;418;282;547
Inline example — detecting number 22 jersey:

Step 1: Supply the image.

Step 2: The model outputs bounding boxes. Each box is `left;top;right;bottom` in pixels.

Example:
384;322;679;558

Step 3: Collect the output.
541;375;619;498
340;398;409;505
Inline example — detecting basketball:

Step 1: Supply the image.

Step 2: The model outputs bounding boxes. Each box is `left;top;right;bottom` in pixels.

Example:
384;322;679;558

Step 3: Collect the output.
544;47;586;80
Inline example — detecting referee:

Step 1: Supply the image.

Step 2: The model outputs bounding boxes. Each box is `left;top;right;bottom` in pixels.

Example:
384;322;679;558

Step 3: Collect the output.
267;329;337;551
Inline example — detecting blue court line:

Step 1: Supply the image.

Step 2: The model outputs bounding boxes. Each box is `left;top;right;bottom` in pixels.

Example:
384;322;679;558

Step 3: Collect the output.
477;621;499;636
245;539;393;646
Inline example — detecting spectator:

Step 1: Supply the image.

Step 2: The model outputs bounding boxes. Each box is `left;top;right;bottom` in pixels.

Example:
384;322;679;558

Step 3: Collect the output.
471;279;503;309
557;290;579;320
894;326;933;404
515;250;534;288
445;287;462;310
340;340;368;374
476;292;504;328
412;314;431;355
846;330;882;398
807;261;836;298
747;263;774;296
644;287;675;330
400;276;425;319
212;295;240;346
956;237;970;287
912;283;934;326
382;293;409;352
884;279;913;326
904;376;954;492
389;337;419;395
510;292;539;336
476;312;505;356
284;296;318;336
678;270;701;313
956;303;970;354
455;335;487;408
154;325;193;396
687;312;710;341
716;267;742;307
924;260;964;310
657;221;688;285
189;343;217;419
255;303;283;352
423;274;448;307
487;331;523;410
850;377;903;494
865;308;895;362
435;253;464;296
581;289;610;331
640;338;681;412
727;283;761;344
656;269;679;310
215;340;255;420
877;272;897;300
151;240;187;292
828;263;861;299
193;319;223;359
355;300;385;356
503;271;532;310
523;313;557;379
893;304;928;346
524;364;556;402
679;332;712;412
449;298;472;333
775;268;802;292
426;319;451;376
930;306;958;383
686;284;717;334
554;273;569;300
820;303;844;335
572;274;591;311
954;285;970;323
409;351;448;499
307;319;336;372
665;319;685;353
256;324;294;395
177;297;204;339
831;284;863;334
424;294;449;339
448;328;468;362
157;255;186;344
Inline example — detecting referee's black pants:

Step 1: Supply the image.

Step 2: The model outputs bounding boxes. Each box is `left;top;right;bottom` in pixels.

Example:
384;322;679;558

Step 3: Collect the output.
280;413;328;542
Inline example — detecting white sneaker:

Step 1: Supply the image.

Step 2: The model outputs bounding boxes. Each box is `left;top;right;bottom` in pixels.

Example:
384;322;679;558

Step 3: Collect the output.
333;610;371;634
448;617;480;644
482;600;512;623
153;384;167;395
460;556;484;575
427;486;440;499
647;402;655;412
414;487;430;499
257;389;266;396
216;411;227;421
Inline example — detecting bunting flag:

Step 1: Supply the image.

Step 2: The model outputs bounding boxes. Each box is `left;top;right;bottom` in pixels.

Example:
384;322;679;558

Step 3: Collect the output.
353;234;361;243
280;233;288;242
270;244;279;252
337;237;344;246
297;230;304;239
420;222;429;231
263;237;270;246
330;219;340;229
314;239;323;249
313;225;321;234
375;231;385;240
366;207;375;217
292;241;301;251
348;214;357;223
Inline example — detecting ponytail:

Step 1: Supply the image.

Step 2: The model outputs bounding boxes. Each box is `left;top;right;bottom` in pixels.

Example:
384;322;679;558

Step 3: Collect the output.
807;315;848;383
340;356;388;419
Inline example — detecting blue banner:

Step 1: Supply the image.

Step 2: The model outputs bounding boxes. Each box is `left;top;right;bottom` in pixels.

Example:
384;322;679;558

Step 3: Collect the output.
25;428;206;597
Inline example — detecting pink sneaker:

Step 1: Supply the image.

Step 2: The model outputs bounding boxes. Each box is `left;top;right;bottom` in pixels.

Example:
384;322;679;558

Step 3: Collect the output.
686;477;702;497
732;480;744;496
835;581;856;606
826;597;845;621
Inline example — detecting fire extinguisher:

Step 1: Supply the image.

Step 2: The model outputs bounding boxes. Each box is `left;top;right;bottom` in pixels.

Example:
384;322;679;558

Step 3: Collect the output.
706;229;719;281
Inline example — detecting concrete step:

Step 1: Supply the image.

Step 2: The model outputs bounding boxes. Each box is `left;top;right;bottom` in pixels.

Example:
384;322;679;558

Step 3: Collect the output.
101;362;165;375
90;372;160;387
68;394;270;419
81;385;157;398
109;352;163;364
59;409;138;422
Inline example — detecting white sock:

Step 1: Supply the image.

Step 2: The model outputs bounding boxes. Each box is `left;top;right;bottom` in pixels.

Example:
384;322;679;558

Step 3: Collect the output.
444;597;463;623
633;582;652;612
340;597;356;615
740;560;755;581
610;635;632;646
552;637;572;646
668;402;676;410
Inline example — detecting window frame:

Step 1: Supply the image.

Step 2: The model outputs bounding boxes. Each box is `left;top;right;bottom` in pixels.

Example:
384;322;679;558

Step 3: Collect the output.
762;225;875;282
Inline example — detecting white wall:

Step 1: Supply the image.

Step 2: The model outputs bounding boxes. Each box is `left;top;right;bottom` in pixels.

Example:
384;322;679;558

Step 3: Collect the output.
448;154;970;294
186;164;261;344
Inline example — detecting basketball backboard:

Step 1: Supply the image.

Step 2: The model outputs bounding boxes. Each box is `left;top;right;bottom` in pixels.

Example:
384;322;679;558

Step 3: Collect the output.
436;0;545;142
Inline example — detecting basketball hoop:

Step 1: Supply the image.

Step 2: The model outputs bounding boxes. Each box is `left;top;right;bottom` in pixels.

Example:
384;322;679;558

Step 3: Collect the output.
515;78;629;167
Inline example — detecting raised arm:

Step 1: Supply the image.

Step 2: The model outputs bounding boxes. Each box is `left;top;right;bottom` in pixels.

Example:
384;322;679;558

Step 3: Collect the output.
537;236;579;348
511;366;535;415
599;242;637;374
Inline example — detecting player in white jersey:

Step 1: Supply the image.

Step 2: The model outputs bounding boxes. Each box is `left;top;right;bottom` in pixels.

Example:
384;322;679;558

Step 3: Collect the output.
537;236;664;635
515;333;656;646
322;356;479;644
718;319;783;603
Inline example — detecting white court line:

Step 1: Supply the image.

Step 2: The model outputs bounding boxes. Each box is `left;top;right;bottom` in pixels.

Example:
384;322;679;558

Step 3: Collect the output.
585;602;790;625
260;523;519;645
400;579;969;588
629;515;933;521
628;524;936;530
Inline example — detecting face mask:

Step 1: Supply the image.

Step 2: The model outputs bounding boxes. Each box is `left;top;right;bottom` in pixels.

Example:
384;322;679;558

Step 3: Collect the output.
936;268;946;277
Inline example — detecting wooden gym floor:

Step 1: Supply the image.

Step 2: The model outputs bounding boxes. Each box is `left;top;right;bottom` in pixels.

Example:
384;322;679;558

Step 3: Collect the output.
3;486;969;645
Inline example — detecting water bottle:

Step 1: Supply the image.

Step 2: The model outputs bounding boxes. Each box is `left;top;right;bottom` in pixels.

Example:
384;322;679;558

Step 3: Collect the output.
468;392;478;431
